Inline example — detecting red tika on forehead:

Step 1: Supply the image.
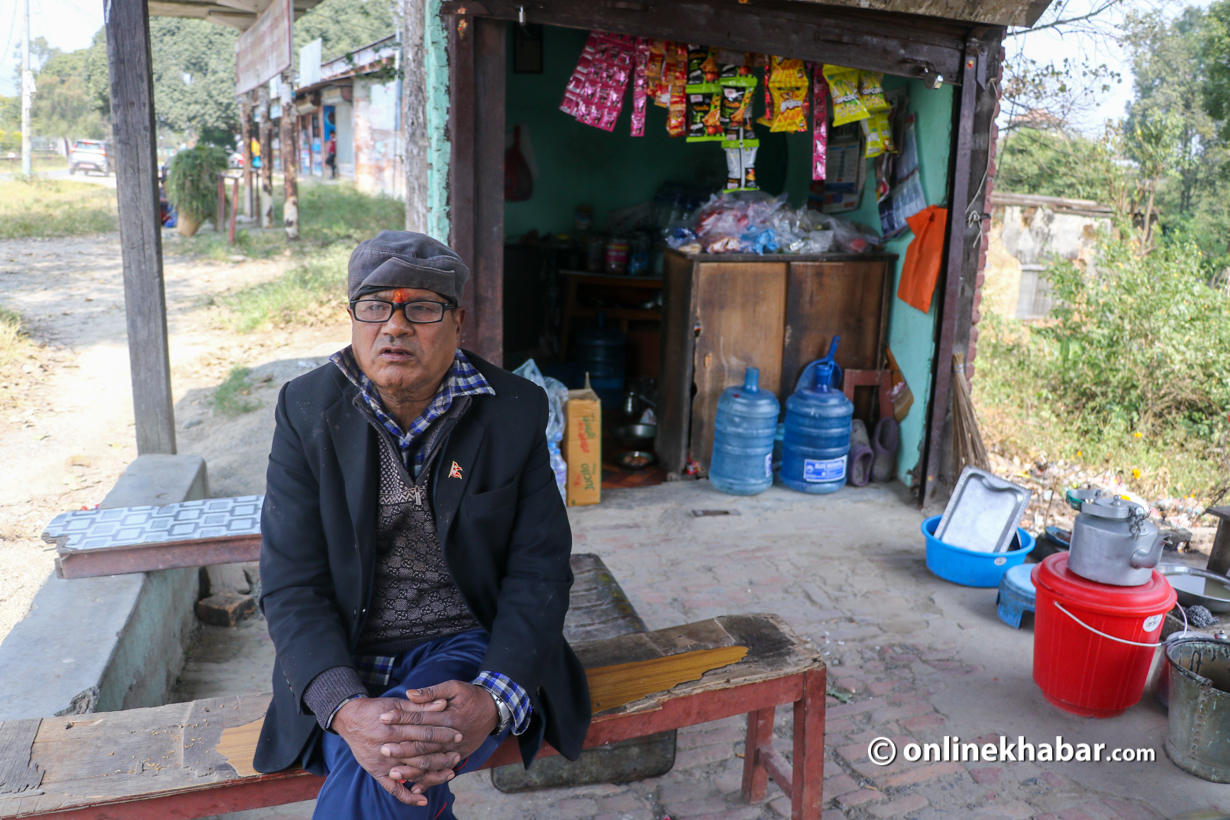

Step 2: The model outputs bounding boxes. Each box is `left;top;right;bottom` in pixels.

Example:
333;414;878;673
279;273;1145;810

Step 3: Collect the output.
391;288;412;303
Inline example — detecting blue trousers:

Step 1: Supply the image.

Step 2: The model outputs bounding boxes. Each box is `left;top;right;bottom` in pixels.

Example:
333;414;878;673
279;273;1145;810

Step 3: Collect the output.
312;630;508;820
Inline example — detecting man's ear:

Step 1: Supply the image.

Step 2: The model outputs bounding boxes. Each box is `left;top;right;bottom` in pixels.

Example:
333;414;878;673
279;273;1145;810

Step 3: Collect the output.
453;306;466;332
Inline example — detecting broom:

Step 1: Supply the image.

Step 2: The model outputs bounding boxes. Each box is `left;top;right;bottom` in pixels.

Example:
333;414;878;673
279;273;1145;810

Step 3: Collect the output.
951;352;990;475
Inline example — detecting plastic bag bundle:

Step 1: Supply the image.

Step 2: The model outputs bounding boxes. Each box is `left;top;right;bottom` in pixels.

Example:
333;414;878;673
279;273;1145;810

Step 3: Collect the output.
512;359;569;500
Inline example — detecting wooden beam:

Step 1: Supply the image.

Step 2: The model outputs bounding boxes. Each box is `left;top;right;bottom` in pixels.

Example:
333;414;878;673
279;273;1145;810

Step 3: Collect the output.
922;34;1003;507
105;0;176;455
446;0;968;81
280;71;299;239
471;16;506;365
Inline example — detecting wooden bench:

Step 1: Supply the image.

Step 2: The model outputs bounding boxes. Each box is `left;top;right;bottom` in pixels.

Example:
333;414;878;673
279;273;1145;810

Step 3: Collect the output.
0;614;825;820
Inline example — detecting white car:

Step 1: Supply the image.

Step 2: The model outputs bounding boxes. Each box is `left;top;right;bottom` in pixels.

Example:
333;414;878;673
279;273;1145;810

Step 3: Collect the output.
69;140;111;175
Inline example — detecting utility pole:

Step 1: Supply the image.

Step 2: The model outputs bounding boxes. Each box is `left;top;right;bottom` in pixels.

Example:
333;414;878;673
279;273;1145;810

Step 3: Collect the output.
20;0;32;177
241;93;254;218
280;70;298;239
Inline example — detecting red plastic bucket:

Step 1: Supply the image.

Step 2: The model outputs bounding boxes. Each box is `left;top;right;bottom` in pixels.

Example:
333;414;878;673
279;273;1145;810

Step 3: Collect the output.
1032;553;1176;718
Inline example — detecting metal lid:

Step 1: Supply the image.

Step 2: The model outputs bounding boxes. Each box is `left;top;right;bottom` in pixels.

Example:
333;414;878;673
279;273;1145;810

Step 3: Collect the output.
1081;496;1144;520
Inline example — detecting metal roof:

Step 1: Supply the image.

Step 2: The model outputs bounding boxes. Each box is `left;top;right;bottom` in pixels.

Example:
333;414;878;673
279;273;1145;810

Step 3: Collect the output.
147;0;324;31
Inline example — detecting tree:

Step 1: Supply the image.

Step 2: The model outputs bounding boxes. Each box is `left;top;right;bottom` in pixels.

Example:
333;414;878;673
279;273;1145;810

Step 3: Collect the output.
31;48;107;146
996;126;1122;202
149;19;241;140
294;0;396;64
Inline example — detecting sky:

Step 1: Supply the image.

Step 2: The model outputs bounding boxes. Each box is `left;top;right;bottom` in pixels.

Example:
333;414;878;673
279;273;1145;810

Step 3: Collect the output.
0;0;104;96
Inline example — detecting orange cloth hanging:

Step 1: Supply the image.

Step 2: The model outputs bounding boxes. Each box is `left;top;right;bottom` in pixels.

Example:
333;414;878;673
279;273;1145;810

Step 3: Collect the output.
897;205;948;314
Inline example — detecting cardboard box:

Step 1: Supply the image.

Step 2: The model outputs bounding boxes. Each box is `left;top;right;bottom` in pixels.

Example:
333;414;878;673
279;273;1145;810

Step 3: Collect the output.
564;387;601;506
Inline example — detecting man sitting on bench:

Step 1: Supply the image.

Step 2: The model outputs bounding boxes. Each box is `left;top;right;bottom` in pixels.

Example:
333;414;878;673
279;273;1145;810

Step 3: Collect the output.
255;231;591;820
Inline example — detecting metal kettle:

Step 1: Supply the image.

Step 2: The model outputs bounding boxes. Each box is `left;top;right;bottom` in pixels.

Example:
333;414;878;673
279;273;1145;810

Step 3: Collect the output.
1066;490;1167;586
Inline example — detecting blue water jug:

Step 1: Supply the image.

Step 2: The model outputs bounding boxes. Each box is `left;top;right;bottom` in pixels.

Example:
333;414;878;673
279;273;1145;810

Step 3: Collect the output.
710;368;780;496
780;359;853;494
574;311;625;406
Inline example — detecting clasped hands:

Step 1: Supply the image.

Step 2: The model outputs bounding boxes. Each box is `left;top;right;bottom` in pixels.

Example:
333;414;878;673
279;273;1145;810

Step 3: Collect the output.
332;680;499;806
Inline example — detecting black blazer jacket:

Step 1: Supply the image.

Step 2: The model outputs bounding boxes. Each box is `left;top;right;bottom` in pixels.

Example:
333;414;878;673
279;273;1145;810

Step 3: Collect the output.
253;350;591;773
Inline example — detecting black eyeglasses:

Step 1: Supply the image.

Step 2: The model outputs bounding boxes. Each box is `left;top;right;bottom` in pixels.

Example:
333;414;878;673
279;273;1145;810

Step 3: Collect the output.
350;299;457;324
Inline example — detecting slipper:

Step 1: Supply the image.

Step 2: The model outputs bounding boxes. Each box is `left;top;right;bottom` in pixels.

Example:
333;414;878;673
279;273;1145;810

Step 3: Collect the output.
872;417;899;482
848;419;874;487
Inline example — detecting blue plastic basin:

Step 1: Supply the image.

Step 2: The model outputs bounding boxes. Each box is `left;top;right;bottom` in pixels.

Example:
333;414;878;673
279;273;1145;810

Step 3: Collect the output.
922;515;1035;588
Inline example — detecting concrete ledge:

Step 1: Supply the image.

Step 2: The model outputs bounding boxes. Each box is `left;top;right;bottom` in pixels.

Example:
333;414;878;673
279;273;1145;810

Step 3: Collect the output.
0;455;208;720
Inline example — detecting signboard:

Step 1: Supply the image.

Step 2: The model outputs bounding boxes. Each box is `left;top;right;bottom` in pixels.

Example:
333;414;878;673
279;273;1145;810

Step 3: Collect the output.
235;0;292;96
299;39;322;88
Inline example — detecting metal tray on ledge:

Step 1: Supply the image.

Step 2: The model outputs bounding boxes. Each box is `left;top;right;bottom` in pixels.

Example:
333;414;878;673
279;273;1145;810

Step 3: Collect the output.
935;467;1033;554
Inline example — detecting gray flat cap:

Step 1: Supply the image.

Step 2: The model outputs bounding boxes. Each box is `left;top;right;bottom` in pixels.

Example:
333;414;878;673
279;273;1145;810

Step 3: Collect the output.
347;231;470;303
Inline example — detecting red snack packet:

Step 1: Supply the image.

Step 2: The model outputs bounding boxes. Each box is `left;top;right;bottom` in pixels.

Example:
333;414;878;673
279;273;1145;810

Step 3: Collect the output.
561;32;601;116
810;62;828;180
631;38;650;136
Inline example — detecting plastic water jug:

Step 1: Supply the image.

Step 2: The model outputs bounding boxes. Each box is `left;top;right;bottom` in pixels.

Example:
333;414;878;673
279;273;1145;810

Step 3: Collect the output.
710;367;780;496
780;360;852;494
574;311;625;406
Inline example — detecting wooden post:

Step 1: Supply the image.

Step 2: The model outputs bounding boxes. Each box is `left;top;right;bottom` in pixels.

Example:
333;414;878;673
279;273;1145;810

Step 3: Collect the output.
402;0;428;230
280;70;299;240
258;86;274;229
104;0;176;454
241;92;254;218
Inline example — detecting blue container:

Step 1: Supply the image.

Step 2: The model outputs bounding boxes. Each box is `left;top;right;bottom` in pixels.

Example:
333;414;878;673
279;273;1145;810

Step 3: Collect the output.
575;311;625;406
710;368;780;496
922;515;1036;588
780;360;853;494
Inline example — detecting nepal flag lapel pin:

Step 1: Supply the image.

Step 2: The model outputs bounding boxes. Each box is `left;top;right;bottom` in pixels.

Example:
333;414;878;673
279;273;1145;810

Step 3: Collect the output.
449;461;463;479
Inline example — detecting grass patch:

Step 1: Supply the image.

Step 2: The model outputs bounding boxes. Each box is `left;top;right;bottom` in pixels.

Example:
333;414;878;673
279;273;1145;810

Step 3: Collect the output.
172;180;405;261
0;306;43;415
211;365;261;416
974;311;1230;505
221;244;350;332
0;307;26;366
0;178;117;239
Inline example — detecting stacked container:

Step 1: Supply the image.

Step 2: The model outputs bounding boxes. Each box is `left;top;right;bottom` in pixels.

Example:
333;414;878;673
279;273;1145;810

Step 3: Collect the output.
780;360;853;494
709;368;780;496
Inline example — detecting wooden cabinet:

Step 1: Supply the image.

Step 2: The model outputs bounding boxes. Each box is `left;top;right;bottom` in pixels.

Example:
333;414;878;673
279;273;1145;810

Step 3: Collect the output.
656;250;898;475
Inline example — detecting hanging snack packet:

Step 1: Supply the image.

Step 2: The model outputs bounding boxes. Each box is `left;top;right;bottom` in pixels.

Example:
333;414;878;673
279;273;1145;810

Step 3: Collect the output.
631;38;650;136
665;42;688;136
646;40;666;108
858;70;891;113
720;75;757;140
685;83;723;142
687;46;720;85
811;63;828;181
823;64;870;126
722;137;760;190
863;111;893;157
560;31;601;116
759;56;809;133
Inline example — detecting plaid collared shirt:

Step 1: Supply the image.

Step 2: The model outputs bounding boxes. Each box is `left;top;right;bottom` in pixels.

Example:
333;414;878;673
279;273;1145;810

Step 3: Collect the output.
330;346;495;477
332;347;529;735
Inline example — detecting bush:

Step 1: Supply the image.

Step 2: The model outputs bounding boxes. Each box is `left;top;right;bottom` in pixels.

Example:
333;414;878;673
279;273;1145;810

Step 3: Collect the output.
1039;225;1230;439
165;145;228;226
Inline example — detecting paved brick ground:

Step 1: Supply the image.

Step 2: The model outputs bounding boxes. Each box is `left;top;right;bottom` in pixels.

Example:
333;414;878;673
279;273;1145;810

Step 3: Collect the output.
206;481;1230;820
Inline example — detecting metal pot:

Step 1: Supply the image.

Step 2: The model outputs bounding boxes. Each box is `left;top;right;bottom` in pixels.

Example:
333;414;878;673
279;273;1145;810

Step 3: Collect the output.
1067;492;1166;587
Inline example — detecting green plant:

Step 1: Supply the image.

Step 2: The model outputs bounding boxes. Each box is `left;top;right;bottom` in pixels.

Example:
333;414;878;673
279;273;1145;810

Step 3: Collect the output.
211;365;260;416
1041;224;1230;438
165;144;228;226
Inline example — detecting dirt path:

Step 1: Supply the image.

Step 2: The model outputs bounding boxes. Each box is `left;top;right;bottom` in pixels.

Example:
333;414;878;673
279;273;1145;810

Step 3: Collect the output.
0;232;350;643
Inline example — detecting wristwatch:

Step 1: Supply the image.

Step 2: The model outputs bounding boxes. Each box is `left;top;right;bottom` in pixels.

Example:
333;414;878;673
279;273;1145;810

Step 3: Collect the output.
489;691;512;736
